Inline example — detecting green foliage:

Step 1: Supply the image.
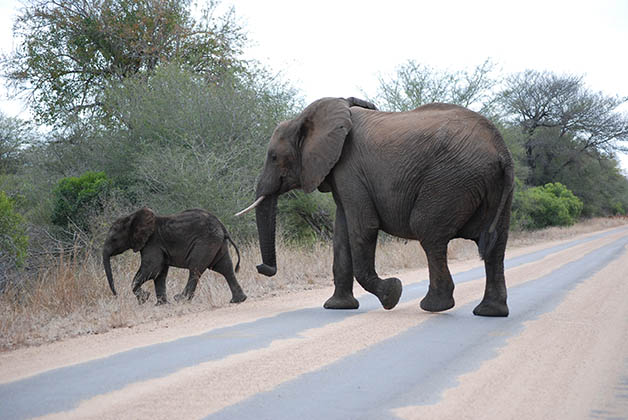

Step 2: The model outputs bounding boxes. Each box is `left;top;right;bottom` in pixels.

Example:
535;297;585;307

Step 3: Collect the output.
370;59;498;114
0;191;28;268
504;125;628;218
0;139;64;229
500;70;628;186
2;0;247;126
512;182;583;230
51;171;112;232
610;201;625;216
0;113;35;175
552;150;628;218
5;59;298;241
278;191;335;245
37;63;299;237
496;123;530;182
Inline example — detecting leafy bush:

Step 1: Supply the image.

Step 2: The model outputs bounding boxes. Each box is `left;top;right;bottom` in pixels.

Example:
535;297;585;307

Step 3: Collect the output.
51;171;112;232
93;63;299;237
278;191;335;245
610;201;626;216
0;191;28;270
512;182;583;230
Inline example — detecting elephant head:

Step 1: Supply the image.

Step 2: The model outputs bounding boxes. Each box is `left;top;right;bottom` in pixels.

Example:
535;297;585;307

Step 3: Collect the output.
102;207;156;295
237;97;356;277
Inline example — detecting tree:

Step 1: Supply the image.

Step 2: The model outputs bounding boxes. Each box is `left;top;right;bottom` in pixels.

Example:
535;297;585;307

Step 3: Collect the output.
370;59;499;114
500;70;628;183
1;0;246;126
0;113;35;175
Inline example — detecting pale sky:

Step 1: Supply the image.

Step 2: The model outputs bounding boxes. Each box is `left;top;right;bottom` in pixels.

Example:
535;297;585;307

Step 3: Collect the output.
1;0;627;167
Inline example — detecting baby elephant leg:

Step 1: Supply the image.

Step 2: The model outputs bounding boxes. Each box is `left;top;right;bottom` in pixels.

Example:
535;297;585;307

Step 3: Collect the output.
154;266;169;305
174;270;202;302
212;253;247;304
131;269;151;304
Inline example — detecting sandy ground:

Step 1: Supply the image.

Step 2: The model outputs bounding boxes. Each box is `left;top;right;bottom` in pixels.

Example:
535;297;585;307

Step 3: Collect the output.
1;225;627;419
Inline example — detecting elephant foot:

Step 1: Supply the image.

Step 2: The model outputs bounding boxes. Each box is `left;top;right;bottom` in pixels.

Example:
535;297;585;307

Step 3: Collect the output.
377;277;402;310
155;298;169;306
323;292;359;310
420;288;454;313
230;294;247;304
173;293;190;303
473;299;509;317
135;289;150;305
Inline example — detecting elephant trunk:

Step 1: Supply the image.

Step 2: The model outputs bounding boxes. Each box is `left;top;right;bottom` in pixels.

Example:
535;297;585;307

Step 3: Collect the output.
255;194;278;277
102;249;117;296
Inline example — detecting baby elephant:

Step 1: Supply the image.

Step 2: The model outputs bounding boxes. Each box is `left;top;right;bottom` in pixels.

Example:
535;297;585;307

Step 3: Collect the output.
102;207;247;305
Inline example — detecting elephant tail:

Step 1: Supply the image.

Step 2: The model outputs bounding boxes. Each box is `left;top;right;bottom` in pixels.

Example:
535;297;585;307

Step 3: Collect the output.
478;155;515;260
227;235;241;273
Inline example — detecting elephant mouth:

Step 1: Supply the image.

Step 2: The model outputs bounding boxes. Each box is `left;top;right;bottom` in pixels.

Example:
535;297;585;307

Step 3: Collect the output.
277;176;297;195
279;181;289;195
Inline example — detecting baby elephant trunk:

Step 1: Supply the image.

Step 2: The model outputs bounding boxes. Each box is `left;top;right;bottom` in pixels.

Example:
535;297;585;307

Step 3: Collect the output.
102;249;117;296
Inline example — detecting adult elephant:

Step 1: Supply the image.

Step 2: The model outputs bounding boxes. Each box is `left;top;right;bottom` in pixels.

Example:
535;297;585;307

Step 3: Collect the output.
238;97;514;316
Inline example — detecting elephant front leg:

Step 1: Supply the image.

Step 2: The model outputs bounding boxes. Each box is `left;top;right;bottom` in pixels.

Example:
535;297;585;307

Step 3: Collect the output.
324;205;359;310
131;269;151;304
420;243;455;313
349;226;402;311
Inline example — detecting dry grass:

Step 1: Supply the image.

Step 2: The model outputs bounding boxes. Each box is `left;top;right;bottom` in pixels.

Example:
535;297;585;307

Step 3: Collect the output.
1;217;626;351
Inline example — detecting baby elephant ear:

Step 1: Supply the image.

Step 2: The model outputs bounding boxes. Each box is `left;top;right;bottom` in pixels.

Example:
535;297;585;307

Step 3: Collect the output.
299;98;352;193
130;207;156;252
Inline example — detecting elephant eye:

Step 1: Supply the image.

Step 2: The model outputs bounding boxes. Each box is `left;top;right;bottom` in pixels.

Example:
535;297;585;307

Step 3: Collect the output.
271;152;277;162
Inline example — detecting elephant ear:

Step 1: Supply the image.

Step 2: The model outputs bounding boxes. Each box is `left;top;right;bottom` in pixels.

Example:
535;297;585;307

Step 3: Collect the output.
130;207;156;252
298;98;352;193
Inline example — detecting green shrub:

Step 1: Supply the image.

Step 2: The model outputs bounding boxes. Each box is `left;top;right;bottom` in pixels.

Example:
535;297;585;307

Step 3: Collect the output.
610;201;626;216
51;171;112;232
95;63;299;238
0;191;28;267
512;182;583;230
278;191;335;245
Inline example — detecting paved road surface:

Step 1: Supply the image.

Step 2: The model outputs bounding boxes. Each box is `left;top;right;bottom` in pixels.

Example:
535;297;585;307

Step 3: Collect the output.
1;226;627;419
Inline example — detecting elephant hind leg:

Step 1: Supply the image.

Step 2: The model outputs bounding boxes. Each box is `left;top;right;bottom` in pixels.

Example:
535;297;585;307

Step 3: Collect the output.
174;269;203;302
154;265;169;305
473;194;511;317
473;229;509;317
212;252;247;304
420;242;455;313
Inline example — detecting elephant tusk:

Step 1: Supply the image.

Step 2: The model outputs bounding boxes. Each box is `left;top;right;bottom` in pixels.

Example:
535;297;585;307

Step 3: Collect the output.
235;195;266;216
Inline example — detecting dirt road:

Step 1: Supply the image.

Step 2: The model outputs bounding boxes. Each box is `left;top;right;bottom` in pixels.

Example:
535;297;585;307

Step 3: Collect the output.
1;226;627;419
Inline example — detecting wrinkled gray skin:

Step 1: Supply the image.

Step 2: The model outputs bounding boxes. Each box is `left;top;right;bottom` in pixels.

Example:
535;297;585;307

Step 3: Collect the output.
254;97;514;316
103;208;246;305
